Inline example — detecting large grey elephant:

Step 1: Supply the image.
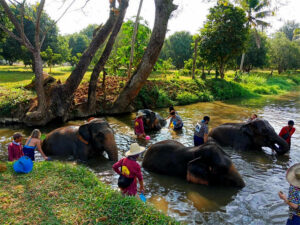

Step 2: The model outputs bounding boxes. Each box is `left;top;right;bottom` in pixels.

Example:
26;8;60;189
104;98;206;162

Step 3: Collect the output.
209;119;289;155
42;118;118;161
142;140;245;188
138;109;166;131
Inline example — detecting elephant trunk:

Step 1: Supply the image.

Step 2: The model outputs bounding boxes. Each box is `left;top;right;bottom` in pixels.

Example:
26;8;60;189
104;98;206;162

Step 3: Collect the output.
103;132;118;161
270;135;289;155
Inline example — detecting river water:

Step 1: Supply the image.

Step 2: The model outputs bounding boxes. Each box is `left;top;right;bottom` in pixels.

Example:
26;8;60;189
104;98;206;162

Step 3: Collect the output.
0;90;299;225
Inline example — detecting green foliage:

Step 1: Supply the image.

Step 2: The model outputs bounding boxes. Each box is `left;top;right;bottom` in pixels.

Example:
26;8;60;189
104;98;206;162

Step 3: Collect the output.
199;3;249;78
279;20;300;41
268;32;300;73
176;92;199;105
41;46;63;71
160;31;193;69
107;19;151;74
0;162;178;224
68;34;89;58
238;30;268;71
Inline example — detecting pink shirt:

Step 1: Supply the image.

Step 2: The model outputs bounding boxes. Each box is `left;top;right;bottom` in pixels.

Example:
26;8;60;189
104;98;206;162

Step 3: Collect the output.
113;157;143;196
134;117;144;135
8;142;23;161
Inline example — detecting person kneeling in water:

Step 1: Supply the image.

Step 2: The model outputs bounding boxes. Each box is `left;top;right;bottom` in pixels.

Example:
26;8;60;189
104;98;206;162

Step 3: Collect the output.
169;111;183;130
23;129;48;161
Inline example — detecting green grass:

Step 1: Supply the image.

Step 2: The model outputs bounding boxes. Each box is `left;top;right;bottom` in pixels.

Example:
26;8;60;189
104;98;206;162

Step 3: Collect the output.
0;161;179;225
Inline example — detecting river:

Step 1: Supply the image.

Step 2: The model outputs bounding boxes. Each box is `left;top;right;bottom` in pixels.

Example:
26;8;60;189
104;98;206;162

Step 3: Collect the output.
0;89;299;225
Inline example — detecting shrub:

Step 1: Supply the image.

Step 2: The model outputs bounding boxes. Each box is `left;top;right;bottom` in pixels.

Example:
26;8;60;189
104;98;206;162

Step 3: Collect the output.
176;92;198;105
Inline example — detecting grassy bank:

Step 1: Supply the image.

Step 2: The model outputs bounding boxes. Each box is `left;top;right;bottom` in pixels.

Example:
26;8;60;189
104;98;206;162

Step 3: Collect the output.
0;65;299;117
0;161;178;224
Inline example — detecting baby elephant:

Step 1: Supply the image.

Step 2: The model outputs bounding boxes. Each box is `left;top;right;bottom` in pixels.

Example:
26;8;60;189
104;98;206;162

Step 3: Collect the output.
142;140;245;188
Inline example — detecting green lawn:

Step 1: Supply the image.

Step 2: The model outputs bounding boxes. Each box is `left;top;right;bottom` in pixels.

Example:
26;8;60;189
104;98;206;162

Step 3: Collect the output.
0;161;179;225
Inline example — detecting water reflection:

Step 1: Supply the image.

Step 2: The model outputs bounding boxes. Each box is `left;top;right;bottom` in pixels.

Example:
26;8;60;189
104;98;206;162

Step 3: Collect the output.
0;89;299;224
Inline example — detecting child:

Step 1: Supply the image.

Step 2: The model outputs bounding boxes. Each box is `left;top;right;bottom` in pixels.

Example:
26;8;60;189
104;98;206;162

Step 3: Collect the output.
23;129;48;161
8;132;24;161
134;111;146;139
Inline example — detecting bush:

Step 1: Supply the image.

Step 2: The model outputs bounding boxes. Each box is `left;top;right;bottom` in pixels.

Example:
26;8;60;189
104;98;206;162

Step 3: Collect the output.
176;92;199;105
178;69;191;76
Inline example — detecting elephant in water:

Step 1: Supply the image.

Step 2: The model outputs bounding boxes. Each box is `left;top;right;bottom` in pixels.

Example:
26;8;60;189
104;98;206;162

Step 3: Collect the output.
209;119;289;155
142;140;245;188
42;118;118;161
138;109;166;131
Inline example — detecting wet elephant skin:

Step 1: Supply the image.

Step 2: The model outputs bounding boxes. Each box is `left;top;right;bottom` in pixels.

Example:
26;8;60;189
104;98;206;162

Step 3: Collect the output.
209;119;289;155
138;109;166;131
142;140;245;188
42;118;118;161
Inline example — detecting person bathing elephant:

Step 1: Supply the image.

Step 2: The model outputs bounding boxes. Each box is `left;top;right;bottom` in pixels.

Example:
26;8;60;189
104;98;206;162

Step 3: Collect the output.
137;109;166;131
209;119;289;156
142;140;245;188
42;118;118;161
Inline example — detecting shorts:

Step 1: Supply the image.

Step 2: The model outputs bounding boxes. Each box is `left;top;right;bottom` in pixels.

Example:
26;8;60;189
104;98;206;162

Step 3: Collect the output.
287;214;300;225
194;135;204;146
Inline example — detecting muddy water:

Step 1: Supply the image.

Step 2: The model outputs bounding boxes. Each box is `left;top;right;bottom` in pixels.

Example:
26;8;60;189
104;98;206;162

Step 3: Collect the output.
0;89;299;225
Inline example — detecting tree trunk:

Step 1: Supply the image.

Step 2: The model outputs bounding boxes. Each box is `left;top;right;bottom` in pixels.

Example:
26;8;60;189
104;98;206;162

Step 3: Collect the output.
192;37;199;80
88;0;128;113
33;51;46;113
239;52;245;72
201;65;206;80
49;1;123;122
128;0;144;78
220;63;225;79
110;0;177;114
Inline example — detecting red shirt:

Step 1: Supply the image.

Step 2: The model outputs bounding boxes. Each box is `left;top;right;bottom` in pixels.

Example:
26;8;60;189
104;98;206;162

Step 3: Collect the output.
279;126;296;144
113;157;143;196
8;142;23;161
134;117;144;135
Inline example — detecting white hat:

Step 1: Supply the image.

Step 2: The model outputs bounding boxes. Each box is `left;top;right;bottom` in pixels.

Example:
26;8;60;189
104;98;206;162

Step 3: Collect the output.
136;111;145;118
125;143;146;156
286;163;300;188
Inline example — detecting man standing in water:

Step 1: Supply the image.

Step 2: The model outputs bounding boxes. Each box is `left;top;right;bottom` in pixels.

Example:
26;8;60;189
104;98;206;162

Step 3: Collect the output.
194;116;210;146
279;120;296;149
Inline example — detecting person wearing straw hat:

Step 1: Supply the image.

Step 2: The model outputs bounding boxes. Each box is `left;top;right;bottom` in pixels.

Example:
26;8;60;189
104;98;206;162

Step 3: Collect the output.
134;111;146;139
279;163;300;225
113;143;145;197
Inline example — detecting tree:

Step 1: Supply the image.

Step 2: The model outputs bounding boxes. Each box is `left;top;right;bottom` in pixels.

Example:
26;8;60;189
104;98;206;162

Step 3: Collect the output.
41;46;62;73
110;0;177;113
237;30;268;72
235;0;273;71
68;34;89;58
199;2;248;78
279;20;300;41
268;32;300;73
160;31;193;69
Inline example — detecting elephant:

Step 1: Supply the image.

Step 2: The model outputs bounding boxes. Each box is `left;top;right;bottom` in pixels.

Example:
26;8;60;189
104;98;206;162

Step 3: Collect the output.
209;119;289;155
42;118;118;161
138;109;166;131
142;140;245;188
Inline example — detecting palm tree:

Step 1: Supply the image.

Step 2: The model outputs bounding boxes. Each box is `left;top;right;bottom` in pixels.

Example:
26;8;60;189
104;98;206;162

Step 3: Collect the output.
235;0;273;71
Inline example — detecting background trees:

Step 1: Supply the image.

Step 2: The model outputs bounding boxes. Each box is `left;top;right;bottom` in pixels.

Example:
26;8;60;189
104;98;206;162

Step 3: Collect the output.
199;2;249;78
160;31;193;69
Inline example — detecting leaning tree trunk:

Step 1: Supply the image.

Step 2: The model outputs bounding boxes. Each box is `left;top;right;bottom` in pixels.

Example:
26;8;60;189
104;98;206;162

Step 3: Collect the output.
87;1;129;113
239;52;245;72
110;0;177;114
33;51;46;112
127;0;144;78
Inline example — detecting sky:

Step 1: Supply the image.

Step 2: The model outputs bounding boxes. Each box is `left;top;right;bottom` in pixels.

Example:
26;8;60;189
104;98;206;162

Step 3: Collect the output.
41;0;300;36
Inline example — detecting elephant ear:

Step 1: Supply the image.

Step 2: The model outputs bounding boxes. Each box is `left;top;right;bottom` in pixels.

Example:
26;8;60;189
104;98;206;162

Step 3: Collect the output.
187;157;210;185
78;123;91;142
241;124;254;136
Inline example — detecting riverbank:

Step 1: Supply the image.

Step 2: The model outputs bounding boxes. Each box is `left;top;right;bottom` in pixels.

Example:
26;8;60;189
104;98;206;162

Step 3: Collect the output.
0;65;299;120
0;161;178;224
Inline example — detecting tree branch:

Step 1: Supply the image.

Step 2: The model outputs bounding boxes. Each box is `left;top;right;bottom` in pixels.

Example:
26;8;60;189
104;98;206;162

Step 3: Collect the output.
35;0;45;50
0;22;23;43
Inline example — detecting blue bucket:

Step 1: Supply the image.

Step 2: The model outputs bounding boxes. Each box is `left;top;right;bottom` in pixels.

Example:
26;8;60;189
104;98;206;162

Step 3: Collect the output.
13;156;33;174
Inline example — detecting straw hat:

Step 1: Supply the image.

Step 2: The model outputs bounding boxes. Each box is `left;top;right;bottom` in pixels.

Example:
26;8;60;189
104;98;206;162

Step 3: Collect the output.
286;163;300;187
125;143;146;156
136;111;145;118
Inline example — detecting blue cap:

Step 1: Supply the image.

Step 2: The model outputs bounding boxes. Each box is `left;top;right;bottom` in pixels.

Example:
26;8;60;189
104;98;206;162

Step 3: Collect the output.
13;156;33;174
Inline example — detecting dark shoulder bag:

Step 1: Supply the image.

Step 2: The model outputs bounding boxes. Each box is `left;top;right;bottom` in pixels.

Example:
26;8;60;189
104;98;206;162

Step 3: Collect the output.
117;159;134;189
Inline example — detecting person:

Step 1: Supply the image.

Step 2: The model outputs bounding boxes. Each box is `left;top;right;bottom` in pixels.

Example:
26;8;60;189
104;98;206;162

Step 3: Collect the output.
278;163;300;225
23;129;48;161
8;132;24;161
194;116;210;146
279;120;296;149
134;112;146;139
247;114;258;123
165;106;176;120
112;143;145;197
169;111;183;130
